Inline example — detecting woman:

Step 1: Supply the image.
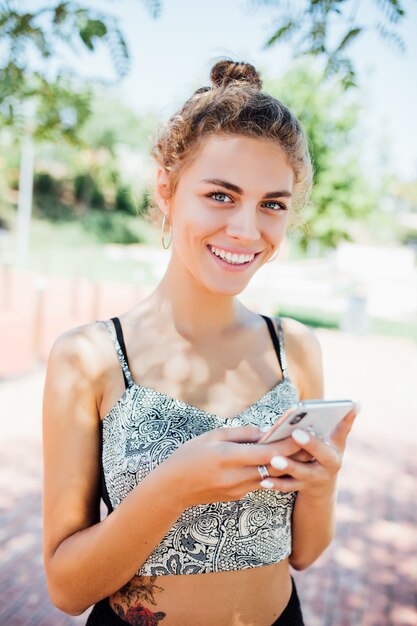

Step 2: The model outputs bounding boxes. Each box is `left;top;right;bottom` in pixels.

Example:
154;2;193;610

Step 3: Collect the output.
43;59;358;626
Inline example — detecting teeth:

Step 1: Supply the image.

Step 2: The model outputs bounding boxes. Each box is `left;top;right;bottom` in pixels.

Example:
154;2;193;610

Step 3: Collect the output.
209;246;255;265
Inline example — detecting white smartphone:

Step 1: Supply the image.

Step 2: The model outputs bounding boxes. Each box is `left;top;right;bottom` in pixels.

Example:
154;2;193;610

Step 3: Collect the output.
257;399;356;444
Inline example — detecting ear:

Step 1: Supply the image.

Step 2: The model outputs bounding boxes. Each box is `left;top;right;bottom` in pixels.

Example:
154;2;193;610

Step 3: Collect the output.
154;162;172;217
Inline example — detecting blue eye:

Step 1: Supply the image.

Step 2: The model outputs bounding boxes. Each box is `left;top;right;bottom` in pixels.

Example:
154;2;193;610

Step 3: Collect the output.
209;191;232;203
264;201;287;211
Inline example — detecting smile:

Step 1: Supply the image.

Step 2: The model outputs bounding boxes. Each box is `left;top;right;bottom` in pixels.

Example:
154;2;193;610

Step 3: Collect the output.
207;245;261;271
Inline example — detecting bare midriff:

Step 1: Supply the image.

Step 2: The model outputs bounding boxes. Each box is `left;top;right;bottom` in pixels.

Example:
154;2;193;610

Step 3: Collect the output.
107;559;292;626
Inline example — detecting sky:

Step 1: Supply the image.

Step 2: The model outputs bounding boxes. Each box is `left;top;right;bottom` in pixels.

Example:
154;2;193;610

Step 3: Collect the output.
37;0;417;181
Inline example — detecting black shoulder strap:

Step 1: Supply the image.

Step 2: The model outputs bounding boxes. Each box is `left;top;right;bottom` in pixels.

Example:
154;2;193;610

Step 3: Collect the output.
106;317;134;389
111;317;129;364
260;314;286;379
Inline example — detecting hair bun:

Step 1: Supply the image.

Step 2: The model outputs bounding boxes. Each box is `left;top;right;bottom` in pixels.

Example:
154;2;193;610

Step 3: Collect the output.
210;59;262;90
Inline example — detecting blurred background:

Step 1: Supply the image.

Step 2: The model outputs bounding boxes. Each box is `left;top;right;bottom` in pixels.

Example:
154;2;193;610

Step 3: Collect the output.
0;1;416;624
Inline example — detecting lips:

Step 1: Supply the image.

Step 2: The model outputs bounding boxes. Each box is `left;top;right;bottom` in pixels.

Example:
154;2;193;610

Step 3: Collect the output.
207;244;261;271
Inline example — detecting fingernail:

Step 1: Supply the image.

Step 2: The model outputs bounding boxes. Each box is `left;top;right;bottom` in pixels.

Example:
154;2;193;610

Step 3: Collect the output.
260;480;274;489
355;402;361;413
259;424;270;433
292;429;310;444
270;455;288;470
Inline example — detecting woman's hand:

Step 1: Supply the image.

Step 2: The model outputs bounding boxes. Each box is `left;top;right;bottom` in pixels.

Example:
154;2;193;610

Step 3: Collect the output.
257;404;360;497
160;424;304;508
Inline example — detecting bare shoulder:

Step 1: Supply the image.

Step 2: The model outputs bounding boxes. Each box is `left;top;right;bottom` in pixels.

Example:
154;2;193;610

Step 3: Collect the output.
42;321;114;564
278;316;324;400
48;320;108;373
279;316;322;356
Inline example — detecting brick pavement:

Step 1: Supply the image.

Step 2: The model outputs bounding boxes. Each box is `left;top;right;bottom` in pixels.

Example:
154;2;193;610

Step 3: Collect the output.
1;270;416;625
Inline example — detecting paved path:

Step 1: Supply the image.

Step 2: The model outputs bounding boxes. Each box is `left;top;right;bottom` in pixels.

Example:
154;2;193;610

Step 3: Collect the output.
0;269;416;624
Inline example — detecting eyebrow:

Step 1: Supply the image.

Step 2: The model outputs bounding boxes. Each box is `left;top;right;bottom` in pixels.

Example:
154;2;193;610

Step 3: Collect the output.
200;178;292;199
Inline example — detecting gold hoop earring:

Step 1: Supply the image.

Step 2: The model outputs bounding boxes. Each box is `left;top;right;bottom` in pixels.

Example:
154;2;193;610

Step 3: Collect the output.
267;247;280;263
161;214;172;249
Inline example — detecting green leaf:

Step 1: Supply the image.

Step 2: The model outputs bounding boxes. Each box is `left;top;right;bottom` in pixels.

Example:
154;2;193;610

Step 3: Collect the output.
264;20;297;47
107;28;130;79
79;18;108;51
333;27;362;54
253;0;411;92
53;3;69;25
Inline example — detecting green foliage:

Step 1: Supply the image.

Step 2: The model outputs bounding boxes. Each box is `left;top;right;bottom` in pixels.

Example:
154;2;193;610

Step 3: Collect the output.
137;189;151;218
275;305;417;343
0;67;92;143
115;186;137;215
265;61;379;250
78;89;159;152
30;165;152;244
275;307;340;329
79;18;108;50
32;171;74;220
34;172;59;195
80;210;145;244
0;1;160;142
31;171;148;243
254;0;408;90
74;173;105;209
33;76;92;144
34;194;76;222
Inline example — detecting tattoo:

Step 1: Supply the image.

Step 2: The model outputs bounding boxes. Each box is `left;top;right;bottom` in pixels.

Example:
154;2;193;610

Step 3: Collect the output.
121;604;166;625
118;575;164;606
112;576;166;625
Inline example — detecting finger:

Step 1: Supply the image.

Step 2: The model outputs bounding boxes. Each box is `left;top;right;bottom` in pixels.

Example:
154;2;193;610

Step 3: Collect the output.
291;428;340;471
237;467;298;496
330;403;361;450
244;455;311;491
217;425;263;443
269;455;320;481
234;437;302;467
289;450;314;463
263;437;303;458
258;476;303;493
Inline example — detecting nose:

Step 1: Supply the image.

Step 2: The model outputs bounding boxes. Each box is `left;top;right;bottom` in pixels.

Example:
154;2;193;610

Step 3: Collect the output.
224;203;260;243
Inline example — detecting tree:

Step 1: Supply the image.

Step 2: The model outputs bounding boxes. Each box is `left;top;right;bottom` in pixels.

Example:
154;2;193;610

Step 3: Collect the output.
0;0;161;264
0;0;161;140
252;0;410;89
265;61;379;250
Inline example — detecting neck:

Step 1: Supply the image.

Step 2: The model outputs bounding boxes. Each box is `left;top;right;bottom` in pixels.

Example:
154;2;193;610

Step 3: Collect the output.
148;250;250;341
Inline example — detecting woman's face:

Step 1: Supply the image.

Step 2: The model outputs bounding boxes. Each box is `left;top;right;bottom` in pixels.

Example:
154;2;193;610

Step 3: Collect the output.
160;133;294;296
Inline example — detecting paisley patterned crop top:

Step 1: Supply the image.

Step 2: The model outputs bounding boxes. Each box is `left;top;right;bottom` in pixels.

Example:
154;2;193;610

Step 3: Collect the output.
98;315;300;576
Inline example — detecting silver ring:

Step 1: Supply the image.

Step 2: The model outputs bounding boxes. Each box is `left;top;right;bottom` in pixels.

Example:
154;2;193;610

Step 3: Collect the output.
257;464;269;480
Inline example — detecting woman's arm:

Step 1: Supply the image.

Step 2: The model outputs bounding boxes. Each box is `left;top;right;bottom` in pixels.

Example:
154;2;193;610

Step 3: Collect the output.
289;478;337;570
279;319;339;570
42;326;187;616
287;407;357;570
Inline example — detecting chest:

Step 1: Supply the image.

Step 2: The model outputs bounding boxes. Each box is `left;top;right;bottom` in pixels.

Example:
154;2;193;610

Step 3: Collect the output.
124;333;285;421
